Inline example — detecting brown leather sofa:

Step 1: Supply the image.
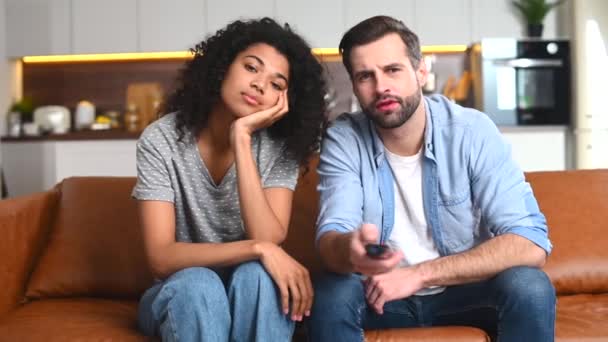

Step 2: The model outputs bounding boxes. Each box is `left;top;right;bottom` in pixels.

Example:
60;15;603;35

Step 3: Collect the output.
1;160;607;341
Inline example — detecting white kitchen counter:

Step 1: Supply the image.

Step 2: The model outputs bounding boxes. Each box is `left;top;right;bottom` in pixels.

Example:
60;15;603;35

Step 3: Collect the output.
498;125;570;172
1;139;137;198
0;125;571;198
497;125;569;133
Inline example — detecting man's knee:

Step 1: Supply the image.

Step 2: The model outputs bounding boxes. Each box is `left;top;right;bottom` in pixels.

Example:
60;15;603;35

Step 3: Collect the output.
496;266;556;307
312;273;366;319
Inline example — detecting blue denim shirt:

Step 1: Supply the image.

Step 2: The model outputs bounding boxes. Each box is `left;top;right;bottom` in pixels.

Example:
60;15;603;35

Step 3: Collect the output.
316;95;551;256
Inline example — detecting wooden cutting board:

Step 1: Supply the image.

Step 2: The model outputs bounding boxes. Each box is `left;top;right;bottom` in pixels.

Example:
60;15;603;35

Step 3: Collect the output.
125;82;164;130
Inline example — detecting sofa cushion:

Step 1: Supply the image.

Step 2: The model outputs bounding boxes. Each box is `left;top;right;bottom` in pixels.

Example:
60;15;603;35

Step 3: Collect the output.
526;169;608;295
26;177;154;299
0;190;58;316
365;326;489;341
0;298;153;341
555;294;608;342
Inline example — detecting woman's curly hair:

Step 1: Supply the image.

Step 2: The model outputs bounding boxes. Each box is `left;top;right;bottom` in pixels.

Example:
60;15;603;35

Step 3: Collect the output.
164;17;327;167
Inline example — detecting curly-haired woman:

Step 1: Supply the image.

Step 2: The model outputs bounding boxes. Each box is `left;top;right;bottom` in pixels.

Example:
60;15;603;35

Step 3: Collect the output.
132;18;327;341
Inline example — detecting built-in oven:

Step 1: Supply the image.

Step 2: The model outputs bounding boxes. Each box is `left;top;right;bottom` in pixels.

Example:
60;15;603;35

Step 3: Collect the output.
471;38;571;126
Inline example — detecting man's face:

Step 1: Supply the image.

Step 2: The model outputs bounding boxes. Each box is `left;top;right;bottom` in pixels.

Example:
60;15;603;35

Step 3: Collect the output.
349;33;427;129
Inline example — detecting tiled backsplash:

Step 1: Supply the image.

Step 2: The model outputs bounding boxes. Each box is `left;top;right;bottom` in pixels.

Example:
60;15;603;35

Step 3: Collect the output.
22;53;467;122
323;53;467;120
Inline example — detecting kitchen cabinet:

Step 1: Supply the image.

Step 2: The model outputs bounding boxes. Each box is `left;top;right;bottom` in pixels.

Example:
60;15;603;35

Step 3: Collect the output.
72;0;138;54
500;127;567;172
471;0;561;41
206;0;274;36
53;140;137;182
138;0;206;52
5;0;71;57
1;142;53;198
575;130;608;169
2;0;570;57
1;140;137;198
275;0;344;48
415;0;471;45
471;0;522;40
344;0;416;34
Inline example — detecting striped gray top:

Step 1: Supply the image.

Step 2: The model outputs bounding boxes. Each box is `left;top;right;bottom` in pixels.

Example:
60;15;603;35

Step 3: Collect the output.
132;113;299;243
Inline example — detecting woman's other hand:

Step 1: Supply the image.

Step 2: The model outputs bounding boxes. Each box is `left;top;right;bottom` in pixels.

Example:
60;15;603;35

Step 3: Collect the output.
255;241;313;322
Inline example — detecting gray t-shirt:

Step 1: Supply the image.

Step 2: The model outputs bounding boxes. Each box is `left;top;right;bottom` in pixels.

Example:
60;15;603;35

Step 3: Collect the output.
132;113;299;243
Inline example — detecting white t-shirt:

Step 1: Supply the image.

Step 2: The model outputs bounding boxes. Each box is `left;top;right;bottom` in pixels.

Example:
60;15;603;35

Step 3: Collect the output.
385;147;445;295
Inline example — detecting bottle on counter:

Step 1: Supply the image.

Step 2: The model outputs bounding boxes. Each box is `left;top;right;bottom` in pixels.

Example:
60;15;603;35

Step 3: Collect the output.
152;99;162;119
75;100;96;130
7;111;21;137
105;110;122;129
124;103;140;133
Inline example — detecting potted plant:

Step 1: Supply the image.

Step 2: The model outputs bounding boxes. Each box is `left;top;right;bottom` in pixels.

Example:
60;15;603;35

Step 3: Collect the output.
512;0;564;37
8;97;35;122
6;97;35;137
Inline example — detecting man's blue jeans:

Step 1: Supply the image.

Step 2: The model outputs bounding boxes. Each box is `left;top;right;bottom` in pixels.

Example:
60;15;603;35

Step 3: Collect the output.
138;261;294;342
308;266;555;342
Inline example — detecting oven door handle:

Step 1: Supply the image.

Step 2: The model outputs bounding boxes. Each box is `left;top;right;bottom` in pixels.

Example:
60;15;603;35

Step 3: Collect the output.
494;58;563;68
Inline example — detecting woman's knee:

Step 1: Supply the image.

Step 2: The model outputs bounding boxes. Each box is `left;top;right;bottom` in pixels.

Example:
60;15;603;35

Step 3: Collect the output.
164;267;227;302
139;267;231;339
139;267;228;329
230;261;274;290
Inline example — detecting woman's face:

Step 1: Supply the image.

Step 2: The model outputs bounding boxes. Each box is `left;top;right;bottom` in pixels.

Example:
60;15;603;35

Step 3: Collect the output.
220;43;290;118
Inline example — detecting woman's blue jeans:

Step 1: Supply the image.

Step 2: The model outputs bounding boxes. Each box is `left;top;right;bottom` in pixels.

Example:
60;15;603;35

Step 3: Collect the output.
308;266;555;342
138;261;294;342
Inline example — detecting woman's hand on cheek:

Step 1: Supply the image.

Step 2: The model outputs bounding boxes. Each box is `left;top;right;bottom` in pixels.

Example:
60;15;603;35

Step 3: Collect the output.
230;91;289;147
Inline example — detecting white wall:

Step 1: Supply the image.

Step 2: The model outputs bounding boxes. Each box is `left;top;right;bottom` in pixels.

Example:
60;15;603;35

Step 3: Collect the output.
0;0;22;195
1;0;7;194
0;0;8;133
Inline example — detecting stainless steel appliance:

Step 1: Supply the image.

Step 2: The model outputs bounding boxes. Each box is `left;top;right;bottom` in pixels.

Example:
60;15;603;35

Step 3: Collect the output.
471;38;571;126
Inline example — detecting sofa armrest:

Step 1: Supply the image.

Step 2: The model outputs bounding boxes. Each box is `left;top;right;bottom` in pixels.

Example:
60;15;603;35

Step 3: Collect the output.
0;190;58;318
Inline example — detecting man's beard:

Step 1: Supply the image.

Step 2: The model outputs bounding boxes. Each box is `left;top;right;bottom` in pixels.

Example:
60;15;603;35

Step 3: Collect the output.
363;89;422;129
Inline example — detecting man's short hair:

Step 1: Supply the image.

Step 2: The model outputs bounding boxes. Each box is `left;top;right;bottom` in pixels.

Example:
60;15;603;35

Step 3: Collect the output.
339;15;422;77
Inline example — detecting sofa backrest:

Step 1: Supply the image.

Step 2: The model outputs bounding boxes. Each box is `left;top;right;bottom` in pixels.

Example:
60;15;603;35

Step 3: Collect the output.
284;157;324;275
24;161;323;299
527;169;608;295
25;161;605;299
26;177;154;299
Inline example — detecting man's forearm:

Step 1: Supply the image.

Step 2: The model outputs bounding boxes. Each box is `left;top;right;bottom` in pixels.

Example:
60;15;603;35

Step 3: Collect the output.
318;231;355;274
416;233;547;287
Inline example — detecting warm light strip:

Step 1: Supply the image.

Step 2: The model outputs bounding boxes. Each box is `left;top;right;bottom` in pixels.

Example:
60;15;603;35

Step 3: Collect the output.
22;51;194;63
22;45;468;64
312;46;469;55
422;45;468;53
313;45;468;58
311;48;339;55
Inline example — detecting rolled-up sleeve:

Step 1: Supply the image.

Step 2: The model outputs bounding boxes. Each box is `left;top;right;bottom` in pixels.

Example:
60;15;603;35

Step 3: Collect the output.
316;124;364;243
263;149;299;191
469;116;552;254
